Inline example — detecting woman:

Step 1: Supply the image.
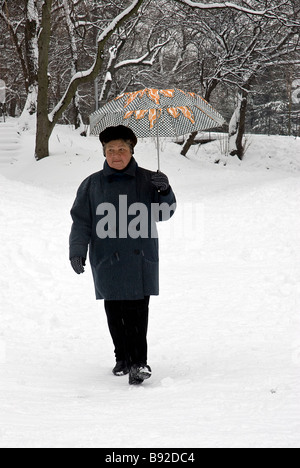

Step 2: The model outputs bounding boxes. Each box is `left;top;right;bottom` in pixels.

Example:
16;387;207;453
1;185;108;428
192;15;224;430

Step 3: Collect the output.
69;125;176;385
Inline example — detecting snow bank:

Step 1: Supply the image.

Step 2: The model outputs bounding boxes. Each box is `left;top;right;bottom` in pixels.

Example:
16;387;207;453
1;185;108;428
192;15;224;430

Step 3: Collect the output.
0;125;299;448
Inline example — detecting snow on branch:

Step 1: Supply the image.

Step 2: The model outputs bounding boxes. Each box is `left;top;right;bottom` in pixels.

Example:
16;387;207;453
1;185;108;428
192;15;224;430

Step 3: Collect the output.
96;0;143;44
48;0;144;124
115;37;171;69
173;0;295;20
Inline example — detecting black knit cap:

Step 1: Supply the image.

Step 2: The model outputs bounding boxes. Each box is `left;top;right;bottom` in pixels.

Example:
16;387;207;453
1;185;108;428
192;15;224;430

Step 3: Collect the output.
99;125;138;148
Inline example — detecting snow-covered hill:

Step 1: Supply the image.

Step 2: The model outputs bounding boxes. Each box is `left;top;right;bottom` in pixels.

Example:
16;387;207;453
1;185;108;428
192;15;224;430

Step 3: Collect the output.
0;124;300;448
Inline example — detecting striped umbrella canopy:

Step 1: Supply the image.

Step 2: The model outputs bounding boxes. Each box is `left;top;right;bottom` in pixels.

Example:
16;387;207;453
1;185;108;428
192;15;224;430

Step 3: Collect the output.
90;88;225;169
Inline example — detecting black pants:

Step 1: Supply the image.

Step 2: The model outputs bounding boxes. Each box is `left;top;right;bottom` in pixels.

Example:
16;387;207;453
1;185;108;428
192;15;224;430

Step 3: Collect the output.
104;297;150;367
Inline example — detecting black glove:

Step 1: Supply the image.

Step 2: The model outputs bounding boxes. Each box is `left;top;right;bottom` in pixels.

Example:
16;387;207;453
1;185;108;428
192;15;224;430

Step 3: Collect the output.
151;172;170;193
70;257;86;275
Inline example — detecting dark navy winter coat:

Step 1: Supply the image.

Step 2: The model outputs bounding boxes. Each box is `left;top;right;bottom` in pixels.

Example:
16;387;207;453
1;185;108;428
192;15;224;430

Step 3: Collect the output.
69;158;176;300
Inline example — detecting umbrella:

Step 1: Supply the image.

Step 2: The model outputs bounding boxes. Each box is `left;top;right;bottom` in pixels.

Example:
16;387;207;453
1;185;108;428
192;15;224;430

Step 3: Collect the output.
90;88;225;170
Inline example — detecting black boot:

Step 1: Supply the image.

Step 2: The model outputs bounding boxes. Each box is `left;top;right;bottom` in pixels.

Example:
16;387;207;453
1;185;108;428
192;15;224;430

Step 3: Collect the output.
113;361;130;376
129;364;152;385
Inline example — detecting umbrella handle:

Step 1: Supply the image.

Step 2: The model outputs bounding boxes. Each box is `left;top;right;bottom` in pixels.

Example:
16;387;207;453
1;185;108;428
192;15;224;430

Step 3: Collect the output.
157;169;161;193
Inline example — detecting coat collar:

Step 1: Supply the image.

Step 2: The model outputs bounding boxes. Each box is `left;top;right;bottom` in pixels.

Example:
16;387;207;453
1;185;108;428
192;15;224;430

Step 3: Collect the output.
103;157;138;178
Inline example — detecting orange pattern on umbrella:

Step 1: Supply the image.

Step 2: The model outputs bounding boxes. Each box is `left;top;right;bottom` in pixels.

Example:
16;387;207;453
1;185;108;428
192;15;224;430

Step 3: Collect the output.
135;109;149;120
116;88;178;109
160;89;175;99
125;106;196;129
124;109;149;121
177;106;195;124
147;89;160;105
124;110;134;119
124;90;145;107
149;109;162;129
167;106;195;123
167;107;180;119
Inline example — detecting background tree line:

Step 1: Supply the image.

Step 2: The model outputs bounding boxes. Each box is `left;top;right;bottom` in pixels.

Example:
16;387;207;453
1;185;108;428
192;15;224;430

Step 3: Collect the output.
0;0;299;161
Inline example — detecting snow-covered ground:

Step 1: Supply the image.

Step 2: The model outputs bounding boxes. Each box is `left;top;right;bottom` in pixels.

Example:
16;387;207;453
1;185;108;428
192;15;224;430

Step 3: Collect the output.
0;121;300;448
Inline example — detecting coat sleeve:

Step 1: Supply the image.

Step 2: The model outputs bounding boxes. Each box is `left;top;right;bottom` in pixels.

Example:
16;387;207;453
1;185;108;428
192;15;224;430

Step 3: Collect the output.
156;185;177;222
69;178;92;260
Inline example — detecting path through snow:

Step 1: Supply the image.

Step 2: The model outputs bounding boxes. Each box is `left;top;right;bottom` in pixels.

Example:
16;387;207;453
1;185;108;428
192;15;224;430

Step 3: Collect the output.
0;127;300;447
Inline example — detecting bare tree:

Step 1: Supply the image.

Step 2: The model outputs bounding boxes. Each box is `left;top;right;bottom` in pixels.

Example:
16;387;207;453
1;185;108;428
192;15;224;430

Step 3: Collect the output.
35;0;145;160
172;0;300;158
0;0;39;117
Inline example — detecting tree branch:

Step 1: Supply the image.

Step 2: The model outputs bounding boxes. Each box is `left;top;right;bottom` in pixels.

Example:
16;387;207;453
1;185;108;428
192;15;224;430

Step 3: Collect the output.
48;0;144;125
115;37;170;69
174;0;300;26
0;1;28;87
173;0;273;16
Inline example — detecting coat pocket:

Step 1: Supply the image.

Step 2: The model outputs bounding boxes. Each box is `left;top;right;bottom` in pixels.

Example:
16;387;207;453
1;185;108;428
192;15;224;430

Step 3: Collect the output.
92;252;122;299
142;257;159;296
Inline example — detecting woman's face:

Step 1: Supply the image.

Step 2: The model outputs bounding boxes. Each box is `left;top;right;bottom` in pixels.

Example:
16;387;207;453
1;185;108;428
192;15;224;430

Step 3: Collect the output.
105;139;132;170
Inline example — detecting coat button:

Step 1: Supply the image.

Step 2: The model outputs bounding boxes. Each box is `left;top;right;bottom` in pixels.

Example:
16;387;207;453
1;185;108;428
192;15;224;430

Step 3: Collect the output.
134;249;141;255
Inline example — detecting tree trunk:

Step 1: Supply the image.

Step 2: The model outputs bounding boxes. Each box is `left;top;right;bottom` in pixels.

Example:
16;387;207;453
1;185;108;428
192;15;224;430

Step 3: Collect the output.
229;91;248;160
99;46;118;103
22;83;38;117
229;78;254;160
35;0;52;160
73;93;84;131
62;0;84;130
35;115;53;159
180;131;198;157
21;0;39;118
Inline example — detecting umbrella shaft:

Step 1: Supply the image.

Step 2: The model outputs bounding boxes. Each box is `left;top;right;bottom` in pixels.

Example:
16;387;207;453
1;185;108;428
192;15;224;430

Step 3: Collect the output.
156;122;161;172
